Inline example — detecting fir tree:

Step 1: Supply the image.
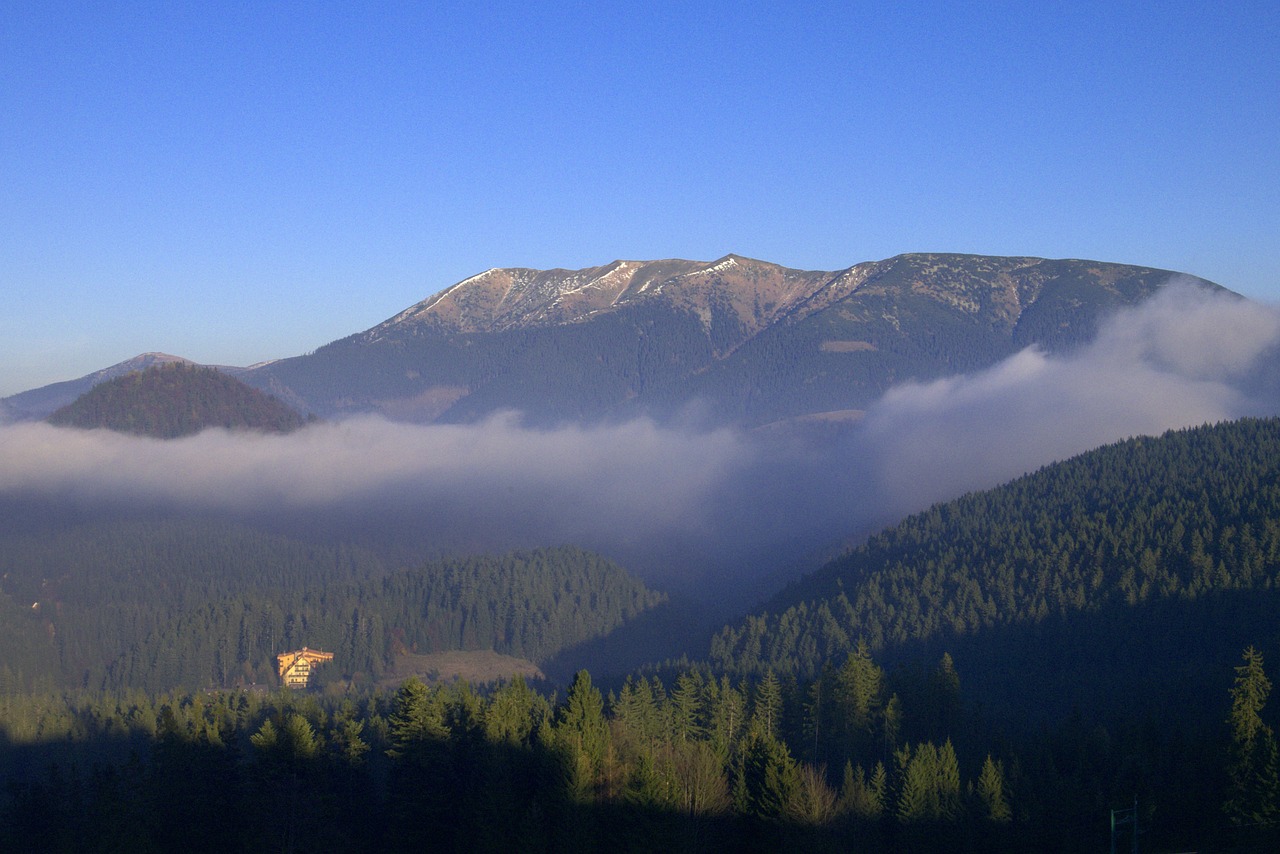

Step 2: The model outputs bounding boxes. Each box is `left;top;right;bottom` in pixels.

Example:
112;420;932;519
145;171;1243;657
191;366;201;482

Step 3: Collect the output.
1225;646;1280;826
976;754;1012;823
556;670;609;800
742;731;801;820
751;670;783;740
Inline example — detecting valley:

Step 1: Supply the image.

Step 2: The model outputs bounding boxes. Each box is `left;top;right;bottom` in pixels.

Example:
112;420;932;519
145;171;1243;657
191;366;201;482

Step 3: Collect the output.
1;253;1278;851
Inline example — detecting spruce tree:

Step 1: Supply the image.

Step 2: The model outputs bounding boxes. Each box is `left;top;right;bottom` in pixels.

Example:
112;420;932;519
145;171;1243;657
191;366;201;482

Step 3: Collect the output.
742;731;801;820
556;669;609;800
751;670;783;740
1225;646;1280;825
976;754;1012;823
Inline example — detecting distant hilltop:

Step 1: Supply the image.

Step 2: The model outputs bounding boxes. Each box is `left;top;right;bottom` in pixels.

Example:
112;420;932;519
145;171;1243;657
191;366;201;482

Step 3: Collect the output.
46;362;309;439
3;353;191;422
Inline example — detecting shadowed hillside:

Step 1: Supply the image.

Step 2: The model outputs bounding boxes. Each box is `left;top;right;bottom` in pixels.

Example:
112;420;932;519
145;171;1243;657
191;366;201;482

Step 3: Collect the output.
711;417;1280;692
47;362;308;438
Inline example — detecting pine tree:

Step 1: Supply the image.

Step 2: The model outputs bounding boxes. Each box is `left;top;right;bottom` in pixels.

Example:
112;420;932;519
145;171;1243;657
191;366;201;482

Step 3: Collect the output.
882;693;902;758
670;671;705;744
330;715;370;765
1225;646;1280;825
250;713;321;853
837;761;884;819
485;675;538;746
930;652;962;737
624;749;669;808
742;731;801;820
707;674;745;761
804;675;824;764
936;739;962;821
386;676;448;759
751;670;783;741
896;743;939;823
868;761;888;818
976;754;1012;823
556;669;609;801
832;641;882;759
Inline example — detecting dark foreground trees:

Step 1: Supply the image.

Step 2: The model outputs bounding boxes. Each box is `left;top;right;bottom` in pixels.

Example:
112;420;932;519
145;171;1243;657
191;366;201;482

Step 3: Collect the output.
1225;646;1280;828
5;643;1275;853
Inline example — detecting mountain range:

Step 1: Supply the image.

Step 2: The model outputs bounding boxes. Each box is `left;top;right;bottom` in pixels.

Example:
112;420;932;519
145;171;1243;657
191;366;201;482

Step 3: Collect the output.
5;251;1279;852
2;253;1221;427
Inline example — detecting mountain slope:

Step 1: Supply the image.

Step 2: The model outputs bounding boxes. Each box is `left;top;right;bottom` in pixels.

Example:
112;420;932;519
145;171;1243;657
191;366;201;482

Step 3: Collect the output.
367;255;854;344
3;253;1225;427
244;253;1220;426
47;362;307;438
1;353;191;423
710;416;1280;677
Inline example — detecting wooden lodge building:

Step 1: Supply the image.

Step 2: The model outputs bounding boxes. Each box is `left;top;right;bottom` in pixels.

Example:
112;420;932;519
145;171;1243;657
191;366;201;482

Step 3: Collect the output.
276;647;334;689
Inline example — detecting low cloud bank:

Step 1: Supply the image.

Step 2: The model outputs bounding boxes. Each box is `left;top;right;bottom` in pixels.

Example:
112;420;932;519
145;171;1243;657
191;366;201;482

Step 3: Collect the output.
860;282;1280;515
1;282;1276;594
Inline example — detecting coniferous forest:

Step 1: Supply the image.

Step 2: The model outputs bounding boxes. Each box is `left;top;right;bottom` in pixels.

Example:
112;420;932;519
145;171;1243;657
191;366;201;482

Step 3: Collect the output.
0;536;662;694
4;418;1280;851
3;0;1274;846
46;362;310;438
3;646;1279;852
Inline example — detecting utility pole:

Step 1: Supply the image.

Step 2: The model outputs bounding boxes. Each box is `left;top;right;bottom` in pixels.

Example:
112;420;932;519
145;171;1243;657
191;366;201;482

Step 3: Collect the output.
1110;798;1139;854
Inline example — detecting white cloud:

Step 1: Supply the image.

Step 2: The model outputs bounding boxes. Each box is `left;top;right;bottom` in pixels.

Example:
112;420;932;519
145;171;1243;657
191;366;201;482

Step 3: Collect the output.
861;283;1280;513
1;281;1276;594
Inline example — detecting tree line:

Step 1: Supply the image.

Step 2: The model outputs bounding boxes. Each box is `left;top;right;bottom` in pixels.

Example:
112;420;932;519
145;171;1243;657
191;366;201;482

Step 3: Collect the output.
0;531;664;694
4;642;1274;852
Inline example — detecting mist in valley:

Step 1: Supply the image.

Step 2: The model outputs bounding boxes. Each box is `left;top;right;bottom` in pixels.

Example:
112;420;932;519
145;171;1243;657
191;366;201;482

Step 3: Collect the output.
1;283;1276;615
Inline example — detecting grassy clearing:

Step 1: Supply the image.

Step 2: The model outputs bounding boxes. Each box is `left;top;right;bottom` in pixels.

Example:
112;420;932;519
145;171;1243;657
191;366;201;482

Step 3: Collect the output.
381;649;544;687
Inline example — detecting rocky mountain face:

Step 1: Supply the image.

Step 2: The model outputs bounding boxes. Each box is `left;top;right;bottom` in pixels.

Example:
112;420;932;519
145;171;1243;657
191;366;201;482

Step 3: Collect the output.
245;253;1218;427
4;253;1222;428
367;256;859;346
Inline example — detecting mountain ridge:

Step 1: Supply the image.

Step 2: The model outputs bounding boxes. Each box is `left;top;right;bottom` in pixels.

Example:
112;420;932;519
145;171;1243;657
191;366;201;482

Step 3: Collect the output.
261;251;1218;425
2;253;1224;426
2;353;193;422
363;251;1171;340
359;252;1073;345
361;254;857;350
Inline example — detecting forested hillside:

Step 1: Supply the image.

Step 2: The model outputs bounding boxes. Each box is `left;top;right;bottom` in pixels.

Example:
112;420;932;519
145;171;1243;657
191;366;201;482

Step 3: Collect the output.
47;362;308;437
0;521;663;693
712;417;1280;680
0;352;189;423
7;418;1280;850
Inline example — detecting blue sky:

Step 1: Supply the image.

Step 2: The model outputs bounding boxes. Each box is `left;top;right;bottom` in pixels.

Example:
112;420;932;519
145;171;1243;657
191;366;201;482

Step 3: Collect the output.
2;1;1277;397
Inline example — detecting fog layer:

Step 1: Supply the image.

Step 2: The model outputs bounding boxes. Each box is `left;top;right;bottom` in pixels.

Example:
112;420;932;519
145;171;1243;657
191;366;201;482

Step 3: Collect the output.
1;283;1276;595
